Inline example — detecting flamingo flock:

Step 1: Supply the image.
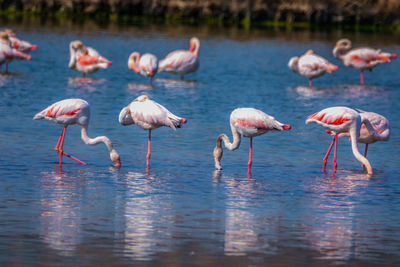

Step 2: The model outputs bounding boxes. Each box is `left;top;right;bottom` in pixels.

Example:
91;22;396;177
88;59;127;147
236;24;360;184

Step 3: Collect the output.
1;28;389;176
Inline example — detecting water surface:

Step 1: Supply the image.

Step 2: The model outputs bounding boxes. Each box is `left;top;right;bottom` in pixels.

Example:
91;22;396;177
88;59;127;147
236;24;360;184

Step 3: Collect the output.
0;24;400;266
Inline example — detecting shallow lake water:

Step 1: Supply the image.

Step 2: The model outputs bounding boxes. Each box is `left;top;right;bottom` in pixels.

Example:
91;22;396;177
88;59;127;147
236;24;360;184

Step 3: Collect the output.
1;23;400;266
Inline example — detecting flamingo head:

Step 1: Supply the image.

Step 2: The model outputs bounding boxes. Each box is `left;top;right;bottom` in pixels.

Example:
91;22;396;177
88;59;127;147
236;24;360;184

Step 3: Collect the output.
335;38;352;50
189;37;200;56
135;95;150;102
288;56;299;73
110;149;121;168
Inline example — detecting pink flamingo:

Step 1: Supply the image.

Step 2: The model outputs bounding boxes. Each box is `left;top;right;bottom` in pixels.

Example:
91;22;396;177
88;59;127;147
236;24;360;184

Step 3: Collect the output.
306;106;373;175
119;95;187;169
128;52;158;84
333;39;397;85
68;40;112;77
288;50;338;87
325;111;390;169
4;29;37;72
34;99;121;167
0;31;31;73
158;37;200;80
213;108;291;176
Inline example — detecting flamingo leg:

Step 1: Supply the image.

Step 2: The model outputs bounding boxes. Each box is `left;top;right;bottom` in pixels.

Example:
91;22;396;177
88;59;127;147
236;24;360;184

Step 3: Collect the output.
5;63;8;73
309;79;312;87
58;126;67;166
146;129;151;169
150;77;153;85
362;143;368;169
180;75;184;80
360;71;364;85
55;125;86;165
322;136;335;172
333;133;338;173
247;137;253;177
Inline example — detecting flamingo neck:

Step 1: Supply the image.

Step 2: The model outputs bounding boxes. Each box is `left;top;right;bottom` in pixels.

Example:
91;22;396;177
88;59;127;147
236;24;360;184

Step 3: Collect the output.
191;39;200;56
333;46;347;59
213;125;241;170
361;114;390;141
349;127;373;175
81;125;121;167
128;52;141;73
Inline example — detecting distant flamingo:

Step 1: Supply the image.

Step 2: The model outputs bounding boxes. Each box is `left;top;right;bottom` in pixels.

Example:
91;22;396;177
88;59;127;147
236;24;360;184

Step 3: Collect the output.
0;31;31;73
213;108;291;176
158;37;200;80
4;29;37;72
34;99;121;167
325;111;390;169
119;95;187;169
128;52;158;84
288;50;338;87
306;106;373;174
333;39;397;85
68;40;112;77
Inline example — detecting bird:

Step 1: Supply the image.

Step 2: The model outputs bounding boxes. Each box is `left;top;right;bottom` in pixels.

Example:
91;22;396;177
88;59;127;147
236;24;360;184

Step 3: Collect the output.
128;52;158;84
158;37;200;80
68;40;112;77
5;29;38;53
325;111;390;169
306;106;373;175
333;39;397;85
288;50;338;87
213;108;291;177
33;99;121;167
119;95;187;169
0;31;31;73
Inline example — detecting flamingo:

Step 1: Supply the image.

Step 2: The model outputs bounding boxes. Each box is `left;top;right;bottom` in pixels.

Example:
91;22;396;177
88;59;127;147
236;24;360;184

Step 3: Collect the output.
324;111;390;169
119;95;187;169
213;108;291;176
0;31;31;72
128;52;158;84
288;50;338;87
33;99;121;167
68;40;112;77
4;29;37;72
158;37;200;80
306;106;373;174
333;39;397;85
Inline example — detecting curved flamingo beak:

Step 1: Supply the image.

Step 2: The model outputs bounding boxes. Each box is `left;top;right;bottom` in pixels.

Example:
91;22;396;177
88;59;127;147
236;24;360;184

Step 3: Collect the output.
189;47;194;52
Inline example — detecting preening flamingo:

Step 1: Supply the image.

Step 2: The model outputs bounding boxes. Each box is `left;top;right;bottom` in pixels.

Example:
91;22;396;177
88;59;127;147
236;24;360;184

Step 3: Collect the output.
288;50;338;87
119;95;187;169
34;99;121;167
213;108;291;176
158;37;200;80
128;52;158;84
325;111;390;169
333;39;397;85
68;40;112;77
4;29;37;72
306;106;373;174
0;31;31;72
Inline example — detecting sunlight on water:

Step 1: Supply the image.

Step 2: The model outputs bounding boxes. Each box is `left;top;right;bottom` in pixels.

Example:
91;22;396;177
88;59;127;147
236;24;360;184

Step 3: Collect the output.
0;23;399;266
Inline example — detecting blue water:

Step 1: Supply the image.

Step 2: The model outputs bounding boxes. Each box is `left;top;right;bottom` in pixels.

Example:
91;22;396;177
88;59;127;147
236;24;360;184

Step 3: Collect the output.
1;24;400;266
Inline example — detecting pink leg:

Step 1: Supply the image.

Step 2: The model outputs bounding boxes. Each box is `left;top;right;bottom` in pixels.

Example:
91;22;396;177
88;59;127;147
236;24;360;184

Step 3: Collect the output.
362;143;368;169
180;75;184;80
360;71;364;85
58;126;67;166
146;130;151;169
322;136;335;172
54;126;66;152
150;77;153;85
333;134;338;173
309;79;312;87
61;152;86;165
247;137;253;177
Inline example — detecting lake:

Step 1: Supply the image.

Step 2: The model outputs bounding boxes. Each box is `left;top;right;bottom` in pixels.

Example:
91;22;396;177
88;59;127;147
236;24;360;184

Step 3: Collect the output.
0;23;399;266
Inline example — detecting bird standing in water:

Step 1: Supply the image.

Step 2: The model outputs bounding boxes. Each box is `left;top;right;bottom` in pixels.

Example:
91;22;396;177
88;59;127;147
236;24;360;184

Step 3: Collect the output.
333;39;396;85
213;108;291;177
34;98;121;167
119;95;187;170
